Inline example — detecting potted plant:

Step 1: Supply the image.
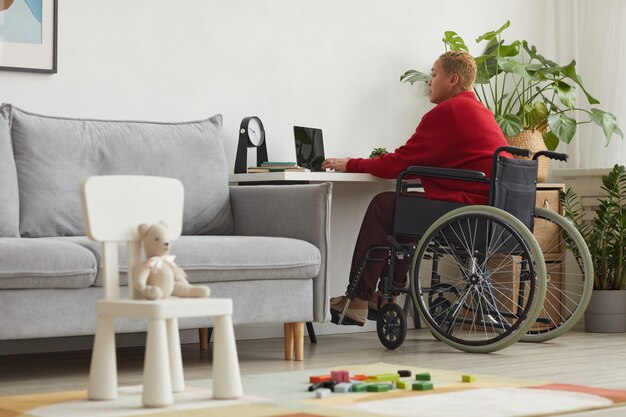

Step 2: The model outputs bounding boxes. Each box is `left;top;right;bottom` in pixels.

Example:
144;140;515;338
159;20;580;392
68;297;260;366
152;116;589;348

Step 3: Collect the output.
561;164;626;332
401;21;622;181
369;147;389;158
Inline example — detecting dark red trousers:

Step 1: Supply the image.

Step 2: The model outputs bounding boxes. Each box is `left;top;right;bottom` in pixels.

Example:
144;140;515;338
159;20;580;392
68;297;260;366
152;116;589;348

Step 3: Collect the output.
347;191;424;300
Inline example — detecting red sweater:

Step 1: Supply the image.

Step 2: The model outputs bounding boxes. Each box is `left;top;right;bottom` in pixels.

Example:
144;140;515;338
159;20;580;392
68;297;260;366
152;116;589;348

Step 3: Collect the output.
346;91;508;205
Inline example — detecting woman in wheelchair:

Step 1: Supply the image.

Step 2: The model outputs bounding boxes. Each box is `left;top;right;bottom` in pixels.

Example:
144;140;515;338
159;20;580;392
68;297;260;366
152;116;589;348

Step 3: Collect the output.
322;50;511;327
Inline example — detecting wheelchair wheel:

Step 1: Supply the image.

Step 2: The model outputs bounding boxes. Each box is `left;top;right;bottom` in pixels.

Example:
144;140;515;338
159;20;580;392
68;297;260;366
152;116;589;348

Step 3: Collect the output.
376;303;407;350
520;207;593;342
410;206;546;353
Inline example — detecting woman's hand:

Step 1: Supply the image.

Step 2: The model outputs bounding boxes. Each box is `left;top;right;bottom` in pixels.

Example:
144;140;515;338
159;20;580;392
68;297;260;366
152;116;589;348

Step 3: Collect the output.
322;158;349;172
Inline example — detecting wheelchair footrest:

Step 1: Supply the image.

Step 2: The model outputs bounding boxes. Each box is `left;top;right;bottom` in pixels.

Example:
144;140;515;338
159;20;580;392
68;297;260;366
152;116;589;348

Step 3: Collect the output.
330;309;365;327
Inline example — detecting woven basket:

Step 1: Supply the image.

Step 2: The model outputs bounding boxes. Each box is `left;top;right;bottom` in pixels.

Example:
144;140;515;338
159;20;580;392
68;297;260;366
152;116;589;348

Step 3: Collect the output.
506;130;549;182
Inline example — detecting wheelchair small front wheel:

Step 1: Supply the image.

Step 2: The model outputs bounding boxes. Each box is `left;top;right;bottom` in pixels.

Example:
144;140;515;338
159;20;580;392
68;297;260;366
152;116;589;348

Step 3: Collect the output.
376;303;407;350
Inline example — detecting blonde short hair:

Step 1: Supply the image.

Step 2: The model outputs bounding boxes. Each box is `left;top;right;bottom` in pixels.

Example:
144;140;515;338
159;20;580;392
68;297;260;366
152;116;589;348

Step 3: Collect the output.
438;51;477;90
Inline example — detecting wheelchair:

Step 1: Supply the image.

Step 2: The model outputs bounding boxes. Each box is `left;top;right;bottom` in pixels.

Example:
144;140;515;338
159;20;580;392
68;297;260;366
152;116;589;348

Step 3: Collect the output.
334;146;593;353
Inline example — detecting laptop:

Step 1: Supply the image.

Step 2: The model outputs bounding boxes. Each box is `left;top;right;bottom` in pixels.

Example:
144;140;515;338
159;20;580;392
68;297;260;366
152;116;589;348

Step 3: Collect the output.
293;126;325;172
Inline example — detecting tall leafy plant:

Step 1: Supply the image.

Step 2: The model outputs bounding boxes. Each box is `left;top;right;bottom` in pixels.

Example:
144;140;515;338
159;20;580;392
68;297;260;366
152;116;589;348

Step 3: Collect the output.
401;21;623;150
561;164;626;290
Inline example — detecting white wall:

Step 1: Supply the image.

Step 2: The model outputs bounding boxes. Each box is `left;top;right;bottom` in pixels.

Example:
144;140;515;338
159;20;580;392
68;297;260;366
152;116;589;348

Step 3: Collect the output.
0;0;559;169
563;0;626;169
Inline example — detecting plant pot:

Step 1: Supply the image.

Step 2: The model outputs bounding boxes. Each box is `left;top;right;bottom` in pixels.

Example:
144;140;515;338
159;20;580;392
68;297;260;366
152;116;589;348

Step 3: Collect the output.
584;290;626;333
505;130;549;182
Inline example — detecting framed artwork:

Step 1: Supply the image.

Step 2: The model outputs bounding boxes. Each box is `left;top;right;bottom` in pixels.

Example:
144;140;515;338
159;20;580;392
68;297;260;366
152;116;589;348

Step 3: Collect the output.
0;0;57;73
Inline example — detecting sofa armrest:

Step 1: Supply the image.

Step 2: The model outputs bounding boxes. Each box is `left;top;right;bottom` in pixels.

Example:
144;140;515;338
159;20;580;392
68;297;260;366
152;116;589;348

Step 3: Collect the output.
229;183;332;322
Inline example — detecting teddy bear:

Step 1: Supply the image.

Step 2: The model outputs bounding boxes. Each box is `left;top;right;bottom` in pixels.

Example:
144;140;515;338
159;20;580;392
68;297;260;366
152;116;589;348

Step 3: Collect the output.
133;221;210;300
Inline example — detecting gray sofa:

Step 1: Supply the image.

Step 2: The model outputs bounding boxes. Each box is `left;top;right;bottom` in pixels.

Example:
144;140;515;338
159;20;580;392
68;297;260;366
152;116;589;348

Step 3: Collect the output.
0;104;331;357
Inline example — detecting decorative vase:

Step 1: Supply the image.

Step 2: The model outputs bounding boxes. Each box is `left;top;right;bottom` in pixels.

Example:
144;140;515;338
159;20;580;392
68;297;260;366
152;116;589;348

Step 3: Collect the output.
584;290;626;333
505;130;549;182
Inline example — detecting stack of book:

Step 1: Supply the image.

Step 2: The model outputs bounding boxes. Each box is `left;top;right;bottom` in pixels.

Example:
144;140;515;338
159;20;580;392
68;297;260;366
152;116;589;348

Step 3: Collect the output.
247;162;306;173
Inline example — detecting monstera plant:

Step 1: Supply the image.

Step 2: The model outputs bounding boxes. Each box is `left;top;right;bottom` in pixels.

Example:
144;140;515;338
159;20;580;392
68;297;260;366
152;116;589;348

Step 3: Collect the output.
401;21;622;151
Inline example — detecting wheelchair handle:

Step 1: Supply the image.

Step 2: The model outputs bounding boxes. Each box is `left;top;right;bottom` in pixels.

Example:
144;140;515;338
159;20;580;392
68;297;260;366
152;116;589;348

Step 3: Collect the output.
533;150;568;162
495;146;531;158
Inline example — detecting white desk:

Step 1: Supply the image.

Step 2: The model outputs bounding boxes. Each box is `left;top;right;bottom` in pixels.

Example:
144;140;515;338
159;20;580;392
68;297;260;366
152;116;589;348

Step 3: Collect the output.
229;171;393;184
229;172;398;336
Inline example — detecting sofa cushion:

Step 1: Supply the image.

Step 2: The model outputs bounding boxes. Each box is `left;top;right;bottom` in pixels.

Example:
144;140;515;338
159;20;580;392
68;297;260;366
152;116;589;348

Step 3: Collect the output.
8;104;233;237
0;105;20;237
0;238;97;289
54;235;321;286
169;236;322;284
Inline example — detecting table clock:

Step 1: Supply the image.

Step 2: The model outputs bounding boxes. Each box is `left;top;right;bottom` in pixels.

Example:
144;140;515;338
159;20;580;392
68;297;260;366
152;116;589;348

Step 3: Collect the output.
234;116;268;173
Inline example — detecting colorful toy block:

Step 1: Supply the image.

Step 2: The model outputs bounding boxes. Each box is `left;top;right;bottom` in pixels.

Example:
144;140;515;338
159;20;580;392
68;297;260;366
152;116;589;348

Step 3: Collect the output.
462;374;477;383
334;382;352;393
351;383;367;392
366;383;390;392
412;381;434;391
368;373;400;382
331;369;350;383
341;370;350;382
351;374;368;381
315;388;332;398
396;380;411;389
309;375;332;383
397;370;412;377
415;372;431;381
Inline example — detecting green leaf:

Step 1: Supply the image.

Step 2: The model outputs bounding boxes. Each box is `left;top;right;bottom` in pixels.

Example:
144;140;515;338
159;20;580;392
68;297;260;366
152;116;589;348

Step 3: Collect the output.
524;102;549;129
556;60;600;105
442;31;468;52
495;41;521;57
525;63;544;78
548;113;577;144
474;55;497;83
476;21;510;43
497;57;531;80
590;108;624;144
555;81;576;109
496;114;523;137
573;73;600;105
543;130;560;150
400;70;430;85
532;101;549;120
522;41;558;68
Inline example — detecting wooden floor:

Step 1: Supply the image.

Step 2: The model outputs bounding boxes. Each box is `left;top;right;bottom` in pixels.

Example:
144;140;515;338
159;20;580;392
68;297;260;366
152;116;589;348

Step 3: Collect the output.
2;328;626;416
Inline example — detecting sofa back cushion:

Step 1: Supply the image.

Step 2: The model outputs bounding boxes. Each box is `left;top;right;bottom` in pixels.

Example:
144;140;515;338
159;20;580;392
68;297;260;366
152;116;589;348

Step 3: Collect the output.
8;105;233;237
0;105;20;237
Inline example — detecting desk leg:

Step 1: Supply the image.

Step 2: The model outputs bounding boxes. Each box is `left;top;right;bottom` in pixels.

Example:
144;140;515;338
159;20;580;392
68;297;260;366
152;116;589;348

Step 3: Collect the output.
212;314;243;399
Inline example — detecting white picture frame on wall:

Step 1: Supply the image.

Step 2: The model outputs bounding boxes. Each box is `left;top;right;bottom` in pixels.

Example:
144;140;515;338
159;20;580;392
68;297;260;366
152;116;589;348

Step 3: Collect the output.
0;0;57;73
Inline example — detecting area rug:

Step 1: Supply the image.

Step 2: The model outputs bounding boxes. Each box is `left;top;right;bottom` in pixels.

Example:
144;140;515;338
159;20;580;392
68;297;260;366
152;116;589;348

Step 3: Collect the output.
2;362;626;417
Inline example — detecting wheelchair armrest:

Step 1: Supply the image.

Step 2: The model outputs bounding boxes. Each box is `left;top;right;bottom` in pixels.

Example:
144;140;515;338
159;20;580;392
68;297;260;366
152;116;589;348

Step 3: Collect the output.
403;166;488;182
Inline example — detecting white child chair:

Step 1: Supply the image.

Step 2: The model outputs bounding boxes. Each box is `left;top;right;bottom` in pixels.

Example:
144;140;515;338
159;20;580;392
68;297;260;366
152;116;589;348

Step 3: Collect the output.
81;175;242;407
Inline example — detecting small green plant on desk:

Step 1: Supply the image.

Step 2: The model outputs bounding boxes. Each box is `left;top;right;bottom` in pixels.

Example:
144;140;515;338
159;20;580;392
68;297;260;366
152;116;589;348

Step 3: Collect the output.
369;147;388;158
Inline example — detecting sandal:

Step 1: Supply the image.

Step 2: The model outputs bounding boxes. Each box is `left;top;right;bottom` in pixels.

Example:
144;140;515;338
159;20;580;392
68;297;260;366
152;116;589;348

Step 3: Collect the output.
330;296;367;326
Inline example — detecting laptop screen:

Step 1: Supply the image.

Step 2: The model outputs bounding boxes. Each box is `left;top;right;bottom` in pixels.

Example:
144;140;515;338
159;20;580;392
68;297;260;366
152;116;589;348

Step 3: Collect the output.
293;126;325;172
